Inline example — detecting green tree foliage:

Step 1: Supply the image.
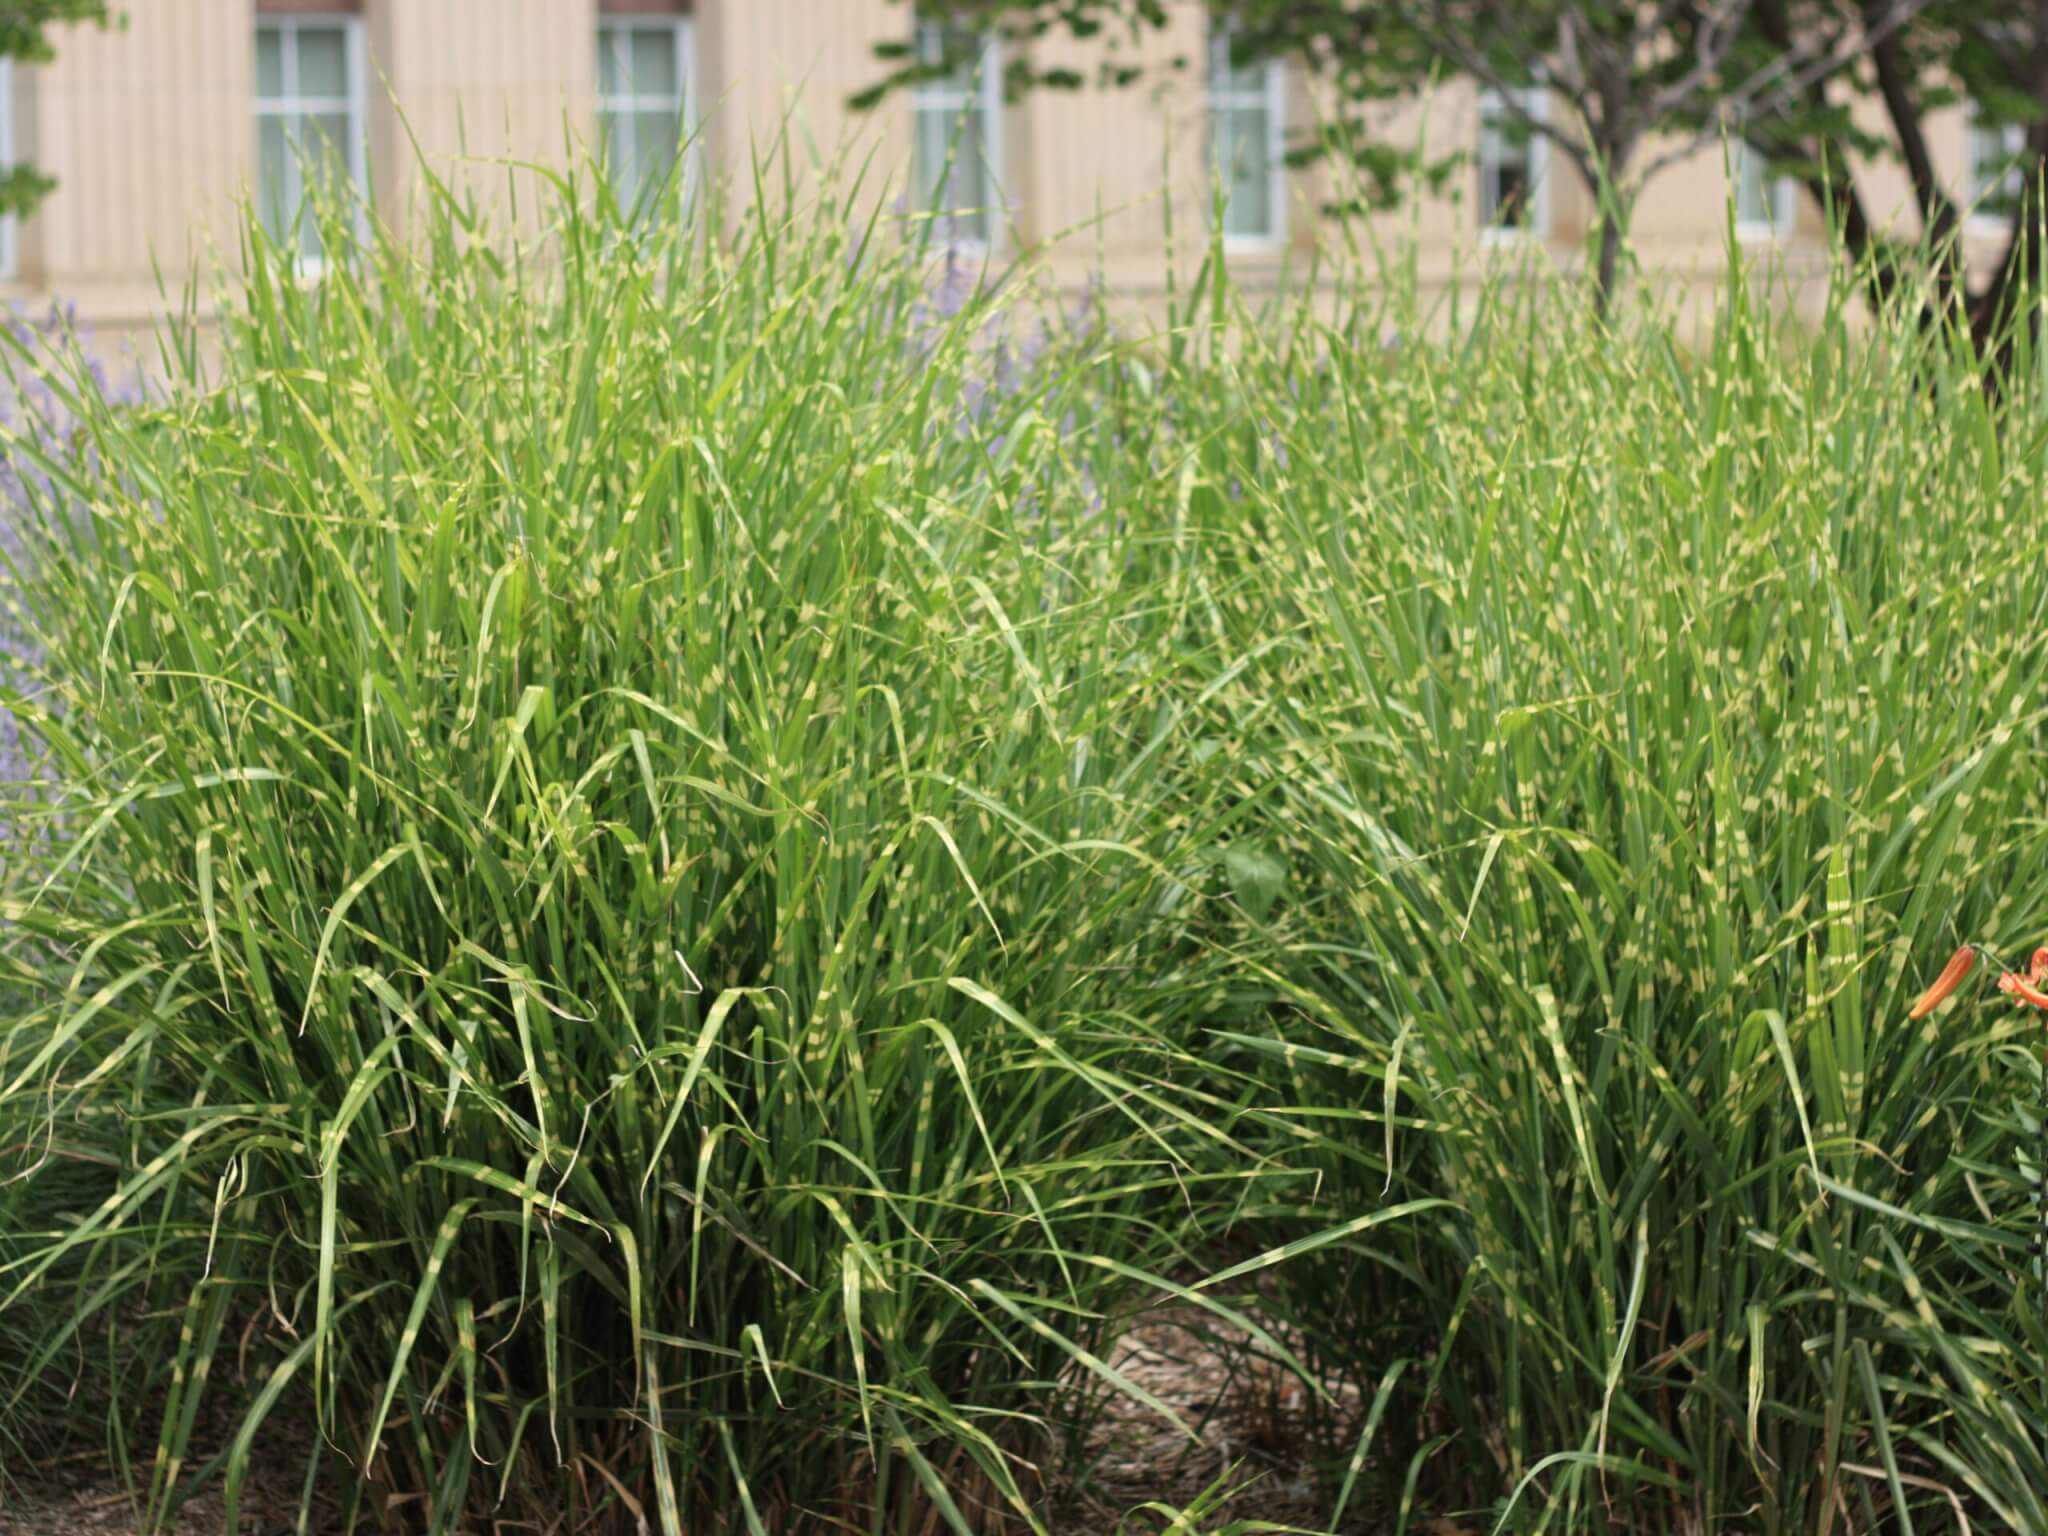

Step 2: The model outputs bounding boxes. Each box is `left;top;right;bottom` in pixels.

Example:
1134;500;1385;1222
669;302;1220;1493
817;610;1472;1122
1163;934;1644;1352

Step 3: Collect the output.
869;0;2045;331
0;0;110;220
863;1;1867;307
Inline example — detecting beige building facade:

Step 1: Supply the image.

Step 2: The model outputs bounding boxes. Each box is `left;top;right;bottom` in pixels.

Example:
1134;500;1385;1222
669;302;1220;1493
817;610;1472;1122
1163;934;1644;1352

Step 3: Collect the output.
0;0;2022;343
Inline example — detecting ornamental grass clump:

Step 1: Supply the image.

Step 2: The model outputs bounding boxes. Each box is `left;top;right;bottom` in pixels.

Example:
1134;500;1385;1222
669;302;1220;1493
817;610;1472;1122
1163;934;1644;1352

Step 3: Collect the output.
0;159;1268;1533
1148;250;2048;1530
7;139;2048;1536
0;303;142;795
0;306;150;1493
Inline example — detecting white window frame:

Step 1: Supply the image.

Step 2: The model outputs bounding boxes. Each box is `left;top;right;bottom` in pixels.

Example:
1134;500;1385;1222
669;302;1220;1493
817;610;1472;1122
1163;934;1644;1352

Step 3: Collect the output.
910;20;1003;249
1966;106;2026;237
597;13;696;212
1478;86;1549;244
1208;20;1287;251
1731;140;1796;241
253;13;368;274
0;59;17;282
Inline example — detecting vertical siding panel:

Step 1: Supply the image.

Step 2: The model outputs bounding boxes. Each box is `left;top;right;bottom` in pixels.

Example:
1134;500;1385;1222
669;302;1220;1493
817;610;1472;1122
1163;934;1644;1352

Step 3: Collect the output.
71;28;90;278
154;10;176;285
1014;0;1204;292
379;0;595;235
702;1;901;224
25;0;249;303
79;16;102;280
39;52;64;278
33;49;64;278
78;21;102;280
139;8;158;285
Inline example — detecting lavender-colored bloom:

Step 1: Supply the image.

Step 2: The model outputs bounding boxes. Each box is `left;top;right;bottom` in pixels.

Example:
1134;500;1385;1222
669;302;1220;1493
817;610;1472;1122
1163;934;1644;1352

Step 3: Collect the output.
906;244;984;366
988;336;1017;402
1018;321;1050;376
890;242;1136;552
1064;275;1103;341
960;370;991;423
1;305;143;802
933;244;974;318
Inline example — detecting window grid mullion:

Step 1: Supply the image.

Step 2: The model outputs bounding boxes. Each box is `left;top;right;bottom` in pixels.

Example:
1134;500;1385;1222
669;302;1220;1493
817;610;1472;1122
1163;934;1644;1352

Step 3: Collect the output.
614;25;635;192
1208;20;1283;245
909;23;996;244
279;16;300;243
284;22;304;252
599;17;697;213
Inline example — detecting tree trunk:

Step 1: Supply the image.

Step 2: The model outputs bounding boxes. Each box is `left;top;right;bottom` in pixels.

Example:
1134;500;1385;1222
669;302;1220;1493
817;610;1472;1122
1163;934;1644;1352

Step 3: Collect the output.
1595;210;1624;315
1861;2;1963;319
1751;0;1899;309
1968;3;2048;374
1576;109;1636;319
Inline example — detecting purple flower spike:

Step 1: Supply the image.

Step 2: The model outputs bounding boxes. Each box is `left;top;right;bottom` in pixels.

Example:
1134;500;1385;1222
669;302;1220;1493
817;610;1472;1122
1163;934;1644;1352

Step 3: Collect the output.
1;303;144;812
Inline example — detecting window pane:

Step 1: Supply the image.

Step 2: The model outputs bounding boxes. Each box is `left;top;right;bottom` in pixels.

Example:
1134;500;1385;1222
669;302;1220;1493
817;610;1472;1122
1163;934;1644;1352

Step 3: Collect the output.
917;21;983;93
1486;157;1531;228
1734;144;1769;226
1209;28;1263;97
950;205;989;243
630;28;678;98
599;108;629;189
952;112;989;215
300;200;326;263
1971;118;2020;216
1970;122;1999;192
1222;109;1272;235
633;110;681;195
913;107;951;211
295;27;349;101
258;113;292;238
1479;96;1536;230
915;109;990;240
256;27;284;100
305;111;352;181
598;30;623;97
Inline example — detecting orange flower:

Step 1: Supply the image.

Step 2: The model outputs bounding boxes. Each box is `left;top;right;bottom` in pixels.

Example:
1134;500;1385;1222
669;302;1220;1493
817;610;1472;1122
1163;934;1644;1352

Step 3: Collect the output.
1995;946;2048;1009
1908;945;1976;1020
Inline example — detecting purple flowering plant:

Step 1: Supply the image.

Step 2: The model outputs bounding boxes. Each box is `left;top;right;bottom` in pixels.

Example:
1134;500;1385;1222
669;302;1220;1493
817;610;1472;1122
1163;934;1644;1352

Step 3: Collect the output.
0;305;143;806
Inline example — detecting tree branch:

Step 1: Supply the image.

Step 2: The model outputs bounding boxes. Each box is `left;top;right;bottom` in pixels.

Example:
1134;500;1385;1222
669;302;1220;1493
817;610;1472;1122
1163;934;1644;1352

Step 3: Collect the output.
1644;0;1752;124
1742;0;1897;303
1859;0;1956;242
1634;0;1932;183
1387;2;1596;184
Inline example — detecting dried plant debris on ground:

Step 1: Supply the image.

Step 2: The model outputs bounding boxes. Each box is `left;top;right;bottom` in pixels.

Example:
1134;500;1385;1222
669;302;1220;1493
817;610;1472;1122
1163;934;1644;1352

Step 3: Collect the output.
2;1309;1410;1536
0;1410;328;1536
0;1463;312;1536
1048;1309;1391;1536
